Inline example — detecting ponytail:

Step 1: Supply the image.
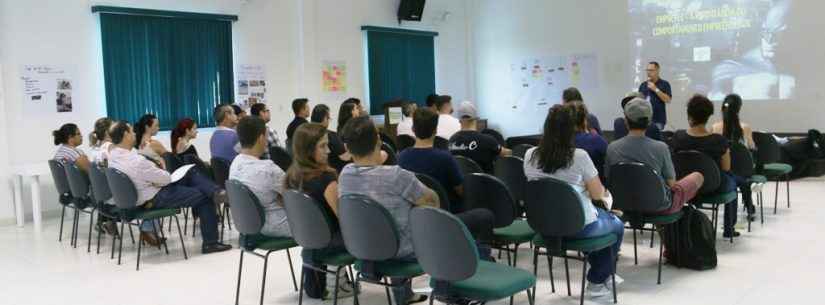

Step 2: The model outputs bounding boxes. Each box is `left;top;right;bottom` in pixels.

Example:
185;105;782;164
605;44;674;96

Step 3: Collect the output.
170;118;195;154
53;123;79;146
722;94;743;143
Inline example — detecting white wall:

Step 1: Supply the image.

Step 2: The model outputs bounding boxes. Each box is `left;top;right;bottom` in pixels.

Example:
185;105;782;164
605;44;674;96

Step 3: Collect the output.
0;0;471;223
471;0;825;137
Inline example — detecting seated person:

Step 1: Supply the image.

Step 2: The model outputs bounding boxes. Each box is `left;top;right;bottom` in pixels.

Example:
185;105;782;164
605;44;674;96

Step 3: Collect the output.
231;104;247;120
339;116;494;305
613;91;662;141
605;98;704;215
399;108;464;212
396;101;417;139
229;116;291;238
448;101;511;174
250;103;282;160
286;98;310;143
210;104;240;162
88;118;114;166
523;104;623;298
434;95;461;140
285;122;354;299
711;94;756;220
570;101;608;182
53;123;91;173
134;114;169;168
562;87;602;134
312;104;351;173
107;121;231;253
671;94;740;238
171;118;207;169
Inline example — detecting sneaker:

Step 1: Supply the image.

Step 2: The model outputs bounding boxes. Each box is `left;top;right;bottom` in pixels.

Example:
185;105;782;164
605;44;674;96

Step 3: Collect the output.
585;281;611;298
722;231;741;238
604;274;624;288
213;189;227;205
323;274;355;300
201;242;232;254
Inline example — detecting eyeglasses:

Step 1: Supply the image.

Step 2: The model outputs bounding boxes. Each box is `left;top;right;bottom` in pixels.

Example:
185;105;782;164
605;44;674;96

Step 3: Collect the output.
646;69;657;72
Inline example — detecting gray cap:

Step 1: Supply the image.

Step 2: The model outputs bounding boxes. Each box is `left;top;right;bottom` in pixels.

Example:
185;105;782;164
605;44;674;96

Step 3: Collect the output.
625;91;644;99
624;97;652;123
454;101;478;119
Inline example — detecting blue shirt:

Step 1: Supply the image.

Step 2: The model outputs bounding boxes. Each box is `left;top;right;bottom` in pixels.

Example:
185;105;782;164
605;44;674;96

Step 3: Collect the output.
638;79;672;125
397;147;464;208
574;132;608;181
210;127;239;162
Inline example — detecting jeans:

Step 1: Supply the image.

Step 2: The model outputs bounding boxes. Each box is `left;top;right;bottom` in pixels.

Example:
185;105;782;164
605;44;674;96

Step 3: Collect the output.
571;208;624;284
720;172;739;234
301;235;346;299
139;170;220;245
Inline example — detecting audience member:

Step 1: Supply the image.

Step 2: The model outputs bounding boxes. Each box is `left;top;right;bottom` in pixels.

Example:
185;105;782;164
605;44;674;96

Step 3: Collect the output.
107;121;231;253
399;108;465;212
396;101;417;138
210;104;240;162
53;123;91;173
523;104;623;297
562;87;602;134
312;104;351;173
287;98;310;142
448;101;511;173
671;94;740;238
613;91;662;141
170;118;207;169
425;94;439;110
250;103;282;160
284;123;354;299
229;116;291;237
712;93;757;220
88;117;114;165
605;98;704;215
336;101;359;135
343;97;365;116
231;104;247;120
571;101;608;181
434;95;461;139
134;114;168;167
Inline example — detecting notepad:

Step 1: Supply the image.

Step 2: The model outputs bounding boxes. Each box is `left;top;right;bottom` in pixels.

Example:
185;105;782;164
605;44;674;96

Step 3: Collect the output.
170;164;196;183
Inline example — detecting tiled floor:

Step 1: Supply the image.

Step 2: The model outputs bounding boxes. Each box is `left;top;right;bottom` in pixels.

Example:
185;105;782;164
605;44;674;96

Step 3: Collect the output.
1;179;821;305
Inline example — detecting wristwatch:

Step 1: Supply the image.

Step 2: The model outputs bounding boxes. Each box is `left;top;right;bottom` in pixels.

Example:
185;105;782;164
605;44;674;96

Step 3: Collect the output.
654;88;661;93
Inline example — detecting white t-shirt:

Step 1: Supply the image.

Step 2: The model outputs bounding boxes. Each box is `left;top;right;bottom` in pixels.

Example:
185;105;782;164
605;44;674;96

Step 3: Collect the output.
228;154;291;237
396;117;414;137
523;147;599;226
437;114;461;140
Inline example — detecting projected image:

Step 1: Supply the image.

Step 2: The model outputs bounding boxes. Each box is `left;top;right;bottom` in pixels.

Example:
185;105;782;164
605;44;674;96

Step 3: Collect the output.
630;0;795;101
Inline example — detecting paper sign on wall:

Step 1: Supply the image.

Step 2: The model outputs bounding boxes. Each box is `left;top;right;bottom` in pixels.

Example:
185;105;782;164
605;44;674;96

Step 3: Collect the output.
322;60;347;93
509;53;599;112
237;64;266;109
20;65;73;113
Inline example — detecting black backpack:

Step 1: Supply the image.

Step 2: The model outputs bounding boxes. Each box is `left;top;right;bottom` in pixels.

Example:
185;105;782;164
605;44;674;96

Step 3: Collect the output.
662;205;717;270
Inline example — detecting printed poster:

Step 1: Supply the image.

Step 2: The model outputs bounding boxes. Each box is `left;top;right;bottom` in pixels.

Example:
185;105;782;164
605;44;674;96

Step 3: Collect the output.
20;65;73;113
322;61;347;93
237;64;267;108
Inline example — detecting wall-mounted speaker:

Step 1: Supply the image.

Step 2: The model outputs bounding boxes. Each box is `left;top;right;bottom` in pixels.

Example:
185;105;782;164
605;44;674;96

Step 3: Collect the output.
398;0;426;23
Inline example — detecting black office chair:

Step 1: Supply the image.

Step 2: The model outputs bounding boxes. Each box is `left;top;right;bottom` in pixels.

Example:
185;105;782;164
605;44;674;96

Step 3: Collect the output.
672;150;738;243
481;128;506;147
162;152;183;173
381;142;397;165
210;157;232;240
435;136;449;150
416;173;452;213
494;156;527;216
513;144;534;159
283;190;354;305
89;162;134;256
410;207;537;305
380;132;397;153
464;173;535;268
752;131;793;214
339;193;425;305
525;178;618;305
454;155;483;176
396;135;416;152
269;146;293;172
64;163;99;253
227;180;298;305
48;160;81;246
105;168;187;271
729;142;765;229
608;162;680;284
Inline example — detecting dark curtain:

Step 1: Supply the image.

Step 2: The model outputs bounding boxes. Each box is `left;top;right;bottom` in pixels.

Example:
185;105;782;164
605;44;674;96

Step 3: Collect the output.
100;13;234;129
366;30;436;115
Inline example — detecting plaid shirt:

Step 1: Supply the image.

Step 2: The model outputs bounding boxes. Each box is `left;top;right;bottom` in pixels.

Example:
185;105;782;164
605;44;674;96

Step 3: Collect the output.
261;127;281;160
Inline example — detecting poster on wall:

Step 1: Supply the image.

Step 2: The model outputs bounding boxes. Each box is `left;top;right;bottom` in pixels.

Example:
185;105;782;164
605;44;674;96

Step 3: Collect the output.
322;60;347;93
509;53;599;112
237;64;266;109
20;65;73;113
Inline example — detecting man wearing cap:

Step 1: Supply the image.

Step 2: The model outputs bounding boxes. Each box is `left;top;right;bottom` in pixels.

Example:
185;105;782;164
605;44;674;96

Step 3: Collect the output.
612;91;662;141
605;98;703;215
448;101;512;174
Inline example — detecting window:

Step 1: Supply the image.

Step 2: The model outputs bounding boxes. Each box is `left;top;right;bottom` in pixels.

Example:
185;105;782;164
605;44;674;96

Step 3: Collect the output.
363;26;437;115
93;6;236;129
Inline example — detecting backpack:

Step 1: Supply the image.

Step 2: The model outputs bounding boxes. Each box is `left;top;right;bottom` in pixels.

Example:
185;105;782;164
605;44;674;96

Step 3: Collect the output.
662;205;717;270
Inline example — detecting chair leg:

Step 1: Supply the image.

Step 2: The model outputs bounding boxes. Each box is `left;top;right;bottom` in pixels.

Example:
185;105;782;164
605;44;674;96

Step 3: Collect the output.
383;277;393;305
527;287;535;305
531;249;538;298
96;217;103;254
548;255;555;293
632;229;638;265
128;224;135;244
759;190;765;224
564;257;571;296
235;250;245;305
353;275;361;305
173;216;188;259
152;219;168;254
286;249;298;291
59;206;66;242
773;180;779;214
579;255;588;305
87;209;96;253
259;251;273;305
111;220;120;260
136;220;144;271
297;266;305;305
786;175;790;208
332;267;342;305
612;252;617;304
657;236;664;285
117;220;125;265
649;224;655;248
71;209;79;248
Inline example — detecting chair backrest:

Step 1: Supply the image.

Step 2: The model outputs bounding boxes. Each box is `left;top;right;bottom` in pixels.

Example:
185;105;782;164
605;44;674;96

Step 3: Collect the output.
104;167;139;210
454;155;483;176
524;178;585;238
338;194;400;260
410;207;478;282
225;179;265;235
382;142;397;165
416;173;452;213
608;162;668;213
752;131;781;166
64;163;91;201
463;173;516;228
48;160;72;197
672;150;721;195
481;128;506;147
210;157;231;188
285;138;294;155
512;144;534;159
380;133;398;153
88;162;112;204
396;135;416;152
494;156;527;205
162;152;182;173
269;146;293;172
729;141;755;178
434;137;449;150
283;190;333;250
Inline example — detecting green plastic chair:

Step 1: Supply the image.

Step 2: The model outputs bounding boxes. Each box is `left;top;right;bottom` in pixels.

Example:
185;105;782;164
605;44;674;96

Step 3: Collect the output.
410;206;536;305
753;132;793;214
673;150;739;243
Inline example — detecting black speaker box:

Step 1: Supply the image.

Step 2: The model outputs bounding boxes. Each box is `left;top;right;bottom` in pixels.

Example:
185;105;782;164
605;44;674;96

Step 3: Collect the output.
398;0;426;22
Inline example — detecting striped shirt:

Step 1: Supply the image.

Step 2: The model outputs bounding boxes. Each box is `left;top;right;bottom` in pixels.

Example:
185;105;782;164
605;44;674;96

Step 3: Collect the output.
53;144;84;164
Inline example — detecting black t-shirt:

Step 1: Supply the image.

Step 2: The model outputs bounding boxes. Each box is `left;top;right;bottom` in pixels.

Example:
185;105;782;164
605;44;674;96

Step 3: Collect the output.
327;131;350;173
301;171;339;230
448;130;502;173
671;130;730;180
286;117;308;141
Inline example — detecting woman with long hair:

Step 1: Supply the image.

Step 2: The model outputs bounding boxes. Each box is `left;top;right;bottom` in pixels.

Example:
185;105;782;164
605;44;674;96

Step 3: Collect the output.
88;117;114;165
336;101;359;134
571;101;608;182
712;93;756;220
134;114;168;168
284;123;354;299
170;117;208;171
523;104;623;297
53;123;91;172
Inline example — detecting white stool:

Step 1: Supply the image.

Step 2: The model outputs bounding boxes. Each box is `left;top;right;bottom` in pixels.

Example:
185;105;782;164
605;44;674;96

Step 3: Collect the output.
12;164;46;229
